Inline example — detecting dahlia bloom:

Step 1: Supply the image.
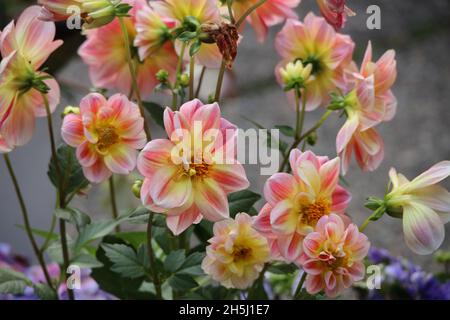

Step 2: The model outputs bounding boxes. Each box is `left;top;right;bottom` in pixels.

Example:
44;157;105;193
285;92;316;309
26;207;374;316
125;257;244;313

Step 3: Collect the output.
254;150;351;262
61;93;147;183
385;162;450;255
337;42;397;174
78;0;178;99
275;13;354;110
137;99;249;235
0;6;62;148
38;0;84;22
316;0;355;31
299;214;370;297
202;213;270;289
152;0;223;68
134;3;176;61
231;0;301;42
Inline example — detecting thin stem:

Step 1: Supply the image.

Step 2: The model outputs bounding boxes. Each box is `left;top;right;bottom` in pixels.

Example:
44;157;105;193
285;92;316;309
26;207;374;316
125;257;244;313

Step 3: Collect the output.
359;217;372;232
42;93;75;300
294;272;307;299
108;176;120;233
236;0;267;28
214;60;227;102
172;42;187;109
3;154;54;291
118;16;152;140
227;0;236;24
279;109;334;172
195;66;206;98
40;214;57;253
147;213;162;299
189;56;195;101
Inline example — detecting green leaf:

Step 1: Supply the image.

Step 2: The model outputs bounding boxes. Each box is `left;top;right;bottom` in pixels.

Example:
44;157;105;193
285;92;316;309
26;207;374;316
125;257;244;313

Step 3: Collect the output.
55;207;91;231
32;283;58;300
178;31;197;42
116;231;147;249
164;250;186;274
247;276;268;300
143;102;165;129
193;221;213;244
75;219;119;252
102;243;148;279
177;252;205;276
190;41;201;56
91;236;153;300
71;253;103;269
275;125;295;137
228;190;261;217
47;145;89;198
168;274;198;291
15;225;58;241
267;263;298;275
0;268;30;295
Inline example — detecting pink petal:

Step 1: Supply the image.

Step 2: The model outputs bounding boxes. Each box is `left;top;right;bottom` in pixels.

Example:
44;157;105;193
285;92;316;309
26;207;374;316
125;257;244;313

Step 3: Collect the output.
270;199;297;234
61;114;84;147
277;232;303;261
264;172;297;205
103;144;138;175
409;161;450;190
150;165;192;209
209;163;249;193
166;206;202;235
193;177;229;221
82;157;111;183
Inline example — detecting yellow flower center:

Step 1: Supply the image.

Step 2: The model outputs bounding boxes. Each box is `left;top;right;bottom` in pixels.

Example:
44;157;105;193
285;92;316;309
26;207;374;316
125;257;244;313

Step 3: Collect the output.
232;245;252;262
96;126;119;153
187;162;210;178
300;200;331;226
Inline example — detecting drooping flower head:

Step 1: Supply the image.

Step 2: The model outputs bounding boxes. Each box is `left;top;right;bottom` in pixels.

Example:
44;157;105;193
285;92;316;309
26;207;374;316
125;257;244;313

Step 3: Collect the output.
152;0;223;68
299;214;370;297
202;213;270;289
0;6;62;148
254;149;351;262
78;0;178;99
385;162;450;255
137;99;249;235
61;93;147;183
337;42;397;174
230;0;301;42
316;0;355;31
275;13;354;110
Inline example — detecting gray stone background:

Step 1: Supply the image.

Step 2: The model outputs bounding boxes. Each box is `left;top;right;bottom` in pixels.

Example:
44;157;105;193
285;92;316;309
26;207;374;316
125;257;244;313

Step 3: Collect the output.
1;0;450;275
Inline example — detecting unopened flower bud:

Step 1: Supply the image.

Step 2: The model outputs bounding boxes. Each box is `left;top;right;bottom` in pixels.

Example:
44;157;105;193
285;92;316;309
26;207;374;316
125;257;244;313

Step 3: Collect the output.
179;74;190;87
62;106;80;117
132;179;143;199
306;131;318;146
280;61;313;91
156;69;169;83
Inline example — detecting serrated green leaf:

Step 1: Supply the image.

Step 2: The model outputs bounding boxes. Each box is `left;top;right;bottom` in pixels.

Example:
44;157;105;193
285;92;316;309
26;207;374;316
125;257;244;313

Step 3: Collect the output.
168;274;198;291
143;102;165;129
0;280;27;295
116;232;147;249
267;263;298;275
47;145;89;198
228;190;261;217
164;250;186;274
102;243;147;279
32;283;58;300
55;207;91;231
71;253;103;269
75;219;119;251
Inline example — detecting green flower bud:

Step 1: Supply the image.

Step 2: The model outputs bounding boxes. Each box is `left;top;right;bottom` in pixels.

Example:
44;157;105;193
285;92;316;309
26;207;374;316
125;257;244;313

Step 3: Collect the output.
132;179;143;199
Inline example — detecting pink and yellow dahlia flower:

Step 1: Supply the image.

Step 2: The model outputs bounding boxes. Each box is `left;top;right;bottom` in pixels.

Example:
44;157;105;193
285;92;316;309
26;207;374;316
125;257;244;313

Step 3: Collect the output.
61;93;147;183
254;150;351;262
299;213;370;297
152;0;223;68
78;0;178;99
275;13;354;110
202;213;270;289
230;0;301;42
0;6;62;148
337;42;397;174
137;99;249;235
386;162;450;255
316;0;355;31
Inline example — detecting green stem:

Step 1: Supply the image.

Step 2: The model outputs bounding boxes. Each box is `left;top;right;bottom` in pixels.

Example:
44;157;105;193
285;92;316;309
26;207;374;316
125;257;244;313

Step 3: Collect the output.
172;42;187;110
42;93;75;300
118;16;151;140
40;214;57;253
189;56;195;101
279;109;333;172
214;60;227;102
195;66;206;98
359;217;372;232
227;0;236;24
108;176;120;233
294;272;307;299
147;213;162;299
3;154;55;291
